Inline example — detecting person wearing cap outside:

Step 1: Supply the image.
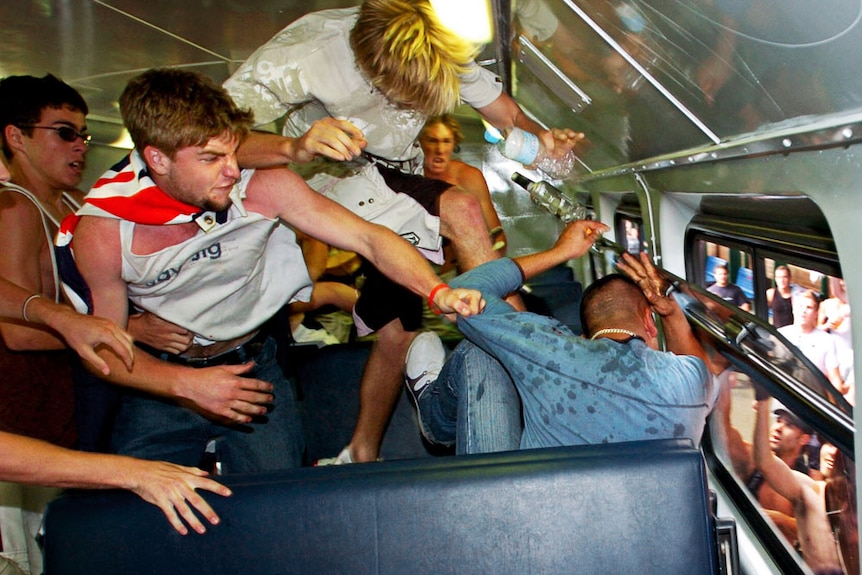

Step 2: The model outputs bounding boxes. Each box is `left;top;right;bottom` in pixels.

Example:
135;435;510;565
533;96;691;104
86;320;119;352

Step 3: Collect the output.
717;378;816;546
753;394;844;575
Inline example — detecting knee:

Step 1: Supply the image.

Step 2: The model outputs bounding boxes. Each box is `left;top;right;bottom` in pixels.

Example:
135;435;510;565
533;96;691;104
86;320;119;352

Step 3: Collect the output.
440;188;485;231
373;321;415;355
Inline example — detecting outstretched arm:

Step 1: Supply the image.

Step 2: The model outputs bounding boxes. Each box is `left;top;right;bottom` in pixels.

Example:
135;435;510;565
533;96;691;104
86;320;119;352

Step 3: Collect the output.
753;398;805;503
475;92;586;158
251;168;484;318
0;431;230;535
514;220;608;280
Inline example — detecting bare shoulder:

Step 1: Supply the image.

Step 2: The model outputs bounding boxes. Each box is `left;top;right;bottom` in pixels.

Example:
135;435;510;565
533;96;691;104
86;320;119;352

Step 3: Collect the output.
74;216;121;256
0;190;46;249
450;160;489;193
0;187;42;220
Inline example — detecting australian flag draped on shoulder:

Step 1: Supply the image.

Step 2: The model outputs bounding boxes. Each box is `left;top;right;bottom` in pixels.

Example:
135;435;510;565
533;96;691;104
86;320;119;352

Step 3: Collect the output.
55;151;220;314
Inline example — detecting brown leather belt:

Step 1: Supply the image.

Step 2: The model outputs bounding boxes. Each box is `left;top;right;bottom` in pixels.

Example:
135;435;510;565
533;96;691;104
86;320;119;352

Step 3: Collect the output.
148;330;270;369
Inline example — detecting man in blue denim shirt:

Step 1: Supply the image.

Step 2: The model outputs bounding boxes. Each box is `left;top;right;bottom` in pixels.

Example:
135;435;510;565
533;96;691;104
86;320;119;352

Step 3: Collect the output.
406;220;720;452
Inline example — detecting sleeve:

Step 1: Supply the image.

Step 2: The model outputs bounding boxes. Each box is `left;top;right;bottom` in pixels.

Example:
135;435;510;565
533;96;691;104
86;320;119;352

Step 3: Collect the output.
515;0;560;42
459;64;504;110
450;258;523;316
667;354;714;408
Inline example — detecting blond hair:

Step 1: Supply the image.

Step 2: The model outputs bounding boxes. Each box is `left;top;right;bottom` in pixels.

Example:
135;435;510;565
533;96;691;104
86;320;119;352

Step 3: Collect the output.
120;68;254;158
422;114;465;146
350;0;478;116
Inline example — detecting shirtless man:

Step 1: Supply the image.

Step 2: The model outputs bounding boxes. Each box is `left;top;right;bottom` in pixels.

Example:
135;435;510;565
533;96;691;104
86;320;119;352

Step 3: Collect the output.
753;397;843;574
419;114;507;261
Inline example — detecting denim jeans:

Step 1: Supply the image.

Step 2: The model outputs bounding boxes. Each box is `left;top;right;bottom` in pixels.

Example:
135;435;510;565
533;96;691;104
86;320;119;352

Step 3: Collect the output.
111;336;304;473
417;259;526;454
418;340;523;454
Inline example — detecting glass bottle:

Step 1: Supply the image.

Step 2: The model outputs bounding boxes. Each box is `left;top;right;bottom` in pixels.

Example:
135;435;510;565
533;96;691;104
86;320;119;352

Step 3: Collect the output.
511;172;587;223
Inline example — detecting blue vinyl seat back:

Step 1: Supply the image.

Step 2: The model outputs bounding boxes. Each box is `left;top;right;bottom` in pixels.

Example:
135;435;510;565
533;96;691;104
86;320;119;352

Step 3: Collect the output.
736;267;755;300
43;440;719;575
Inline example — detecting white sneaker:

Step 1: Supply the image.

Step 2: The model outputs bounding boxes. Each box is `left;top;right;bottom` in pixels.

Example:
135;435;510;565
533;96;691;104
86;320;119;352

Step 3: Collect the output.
292;323;340;347
313;446;353;466
404;331;446;410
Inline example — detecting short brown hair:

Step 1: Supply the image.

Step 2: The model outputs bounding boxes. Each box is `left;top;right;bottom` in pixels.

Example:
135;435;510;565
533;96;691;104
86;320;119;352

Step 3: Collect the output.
119;68;254;157
350;0;478;117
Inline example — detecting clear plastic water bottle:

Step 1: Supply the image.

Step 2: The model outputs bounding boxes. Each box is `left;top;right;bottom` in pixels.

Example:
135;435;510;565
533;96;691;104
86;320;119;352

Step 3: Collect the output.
497;127;576;180
511;172;587;223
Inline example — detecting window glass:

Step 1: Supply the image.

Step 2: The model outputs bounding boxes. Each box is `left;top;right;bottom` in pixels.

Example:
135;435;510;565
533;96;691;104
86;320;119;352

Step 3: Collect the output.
710;368;858;575
681;231;856;573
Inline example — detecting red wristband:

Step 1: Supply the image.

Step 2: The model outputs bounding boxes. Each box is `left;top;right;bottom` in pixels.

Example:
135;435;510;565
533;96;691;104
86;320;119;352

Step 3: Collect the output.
428;283;450;315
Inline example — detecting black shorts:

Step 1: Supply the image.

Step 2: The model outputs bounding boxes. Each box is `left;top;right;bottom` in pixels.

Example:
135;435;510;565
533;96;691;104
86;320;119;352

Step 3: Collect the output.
352;165;451;332
354;262;424;332
375;164;449;217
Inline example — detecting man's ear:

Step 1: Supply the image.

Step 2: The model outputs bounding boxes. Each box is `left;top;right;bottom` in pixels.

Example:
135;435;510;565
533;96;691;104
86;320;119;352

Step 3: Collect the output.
643;306;659;339
142;145;170;176
4;124;26;154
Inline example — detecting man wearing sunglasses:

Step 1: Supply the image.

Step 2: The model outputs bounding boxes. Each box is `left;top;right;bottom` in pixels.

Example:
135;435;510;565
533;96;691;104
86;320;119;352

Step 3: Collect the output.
0;74;92;451
0;73;96;575
0;75;207;457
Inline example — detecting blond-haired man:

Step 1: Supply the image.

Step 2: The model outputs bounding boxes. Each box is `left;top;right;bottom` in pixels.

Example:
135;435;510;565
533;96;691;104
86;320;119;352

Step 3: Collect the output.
225;0;584;463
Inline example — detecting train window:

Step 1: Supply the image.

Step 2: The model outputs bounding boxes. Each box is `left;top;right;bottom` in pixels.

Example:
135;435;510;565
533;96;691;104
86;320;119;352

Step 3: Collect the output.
666;268;857;574
763;259;824;328
614;215;648;256
709;367;859;575
680;209;856;574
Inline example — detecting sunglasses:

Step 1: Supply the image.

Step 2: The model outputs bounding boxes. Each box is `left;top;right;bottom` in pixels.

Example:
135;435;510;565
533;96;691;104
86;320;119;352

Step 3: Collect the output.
21;125;92;145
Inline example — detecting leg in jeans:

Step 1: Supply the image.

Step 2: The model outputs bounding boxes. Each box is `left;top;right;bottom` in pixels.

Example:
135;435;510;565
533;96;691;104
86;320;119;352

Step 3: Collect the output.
112;337;304;472
419;340;522;454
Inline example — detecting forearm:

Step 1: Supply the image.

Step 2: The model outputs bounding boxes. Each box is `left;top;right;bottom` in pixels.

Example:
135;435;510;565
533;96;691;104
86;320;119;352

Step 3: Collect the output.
91;347;188;399
0;431;132;489
451;258;523;316
662;306;706;356
477;93;543;134
236;131;297;168
359;226;445;301
513;245;570;281
512;220;608;280
0;278;38;320
0;280;68;349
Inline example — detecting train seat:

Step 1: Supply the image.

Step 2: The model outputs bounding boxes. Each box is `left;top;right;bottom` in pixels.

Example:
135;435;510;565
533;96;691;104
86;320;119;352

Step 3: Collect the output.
42;439;721;575
736;267;755;300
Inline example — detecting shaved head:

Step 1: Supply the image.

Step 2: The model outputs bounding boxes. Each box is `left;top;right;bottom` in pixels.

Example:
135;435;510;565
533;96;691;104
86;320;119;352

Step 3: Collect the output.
580;274;649;338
